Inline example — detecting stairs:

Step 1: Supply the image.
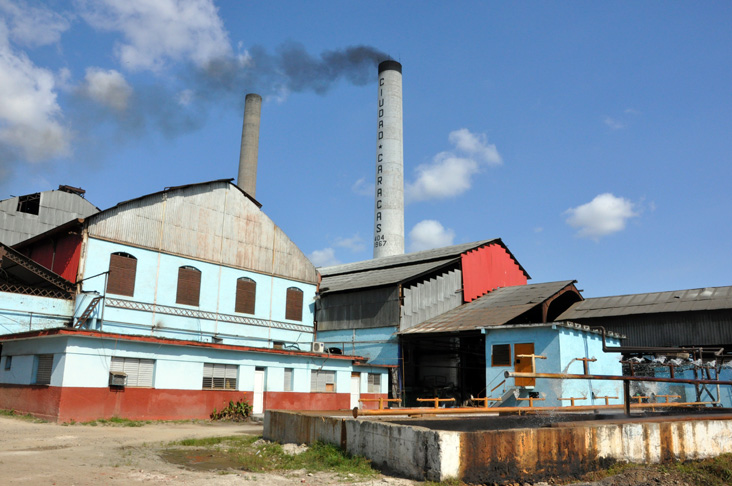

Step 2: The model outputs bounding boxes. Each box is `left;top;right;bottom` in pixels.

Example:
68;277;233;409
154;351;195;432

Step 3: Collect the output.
74;296;102;328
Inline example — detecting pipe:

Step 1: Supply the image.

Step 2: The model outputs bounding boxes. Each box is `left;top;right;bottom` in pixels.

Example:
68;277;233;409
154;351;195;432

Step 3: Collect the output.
238;93;262;198
592;325;711;358
505;371;732;387
353;400;718;418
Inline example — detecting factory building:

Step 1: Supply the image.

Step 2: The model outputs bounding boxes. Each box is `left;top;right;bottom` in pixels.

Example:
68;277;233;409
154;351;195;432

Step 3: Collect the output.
0;179;388;421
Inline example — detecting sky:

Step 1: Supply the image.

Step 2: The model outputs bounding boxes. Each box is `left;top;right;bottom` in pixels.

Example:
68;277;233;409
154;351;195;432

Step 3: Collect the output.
0;1;730;298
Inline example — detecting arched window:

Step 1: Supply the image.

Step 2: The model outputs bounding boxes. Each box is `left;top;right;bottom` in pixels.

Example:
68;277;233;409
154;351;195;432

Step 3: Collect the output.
176;266;201;306
235;277;256;314
285;287;303;321
107;252;137;297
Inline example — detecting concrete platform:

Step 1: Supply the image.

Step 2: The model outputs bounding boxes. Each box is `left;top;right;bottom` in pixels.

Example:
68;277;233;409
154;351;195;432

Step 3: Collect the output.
264;409;732;483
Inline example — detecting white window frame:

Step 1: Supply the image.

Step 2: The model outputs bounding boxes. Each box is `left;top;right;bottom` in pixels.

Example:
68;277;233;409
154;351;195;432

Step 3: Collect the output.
311;370;336;393
110;357;155;387
202;363;238;390
368;373;381;393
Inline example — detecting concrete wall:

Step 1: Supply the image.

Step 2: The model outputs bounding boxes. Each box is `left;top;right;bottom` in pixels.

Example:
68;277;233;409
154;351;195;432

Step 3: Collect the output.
264;411;460;481
316;326;399;366
0;292;73;335
266;410;732;483
79;237;316;349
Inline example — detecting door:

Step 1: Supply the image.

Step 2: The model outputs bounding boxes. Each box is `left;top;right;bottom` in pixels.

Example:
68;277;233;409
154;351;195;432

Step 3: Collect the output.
350;372;361;409
514;343;535;387
253;368;265;414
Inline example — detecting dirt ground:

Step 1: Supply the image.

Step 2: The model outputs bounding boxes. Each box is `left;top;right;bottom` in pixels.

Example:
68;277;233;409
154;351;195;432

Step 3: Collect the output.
0;415;696;486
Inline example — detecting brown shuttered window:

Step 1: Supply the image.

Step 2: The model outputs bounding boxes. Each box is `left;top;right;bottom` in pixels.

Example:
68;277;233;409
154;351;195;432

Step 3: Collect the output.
107;253;137;297
176;266;201;306
35;354;53;385
491;344;511;367
235;277;256;314
285;287;303;321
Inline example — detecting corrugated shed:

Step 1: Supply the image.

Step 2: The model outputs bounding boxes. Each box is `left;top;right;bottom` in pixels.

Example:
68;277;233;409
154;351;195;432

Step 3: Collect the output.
321;240;502;276
557;286;732;320
400;280;578;334
401;268;462;331
316;286;400;331
0;189;99;246
85;180;317;284
320;258;457;293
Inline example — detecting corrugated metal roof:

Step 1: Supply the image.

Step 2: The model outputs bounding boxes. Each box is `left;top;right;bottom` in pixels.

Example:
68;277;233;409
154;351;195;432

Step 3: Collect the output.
557;286;732;320
320;239;500;276
400;280;577;334
319;239;529;294
320;258;458;293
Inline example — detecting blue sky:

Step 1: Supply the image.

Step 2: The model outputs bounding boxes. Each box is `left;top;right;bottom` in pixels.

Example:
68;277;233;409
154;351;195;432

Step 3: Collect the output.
1;1;730;298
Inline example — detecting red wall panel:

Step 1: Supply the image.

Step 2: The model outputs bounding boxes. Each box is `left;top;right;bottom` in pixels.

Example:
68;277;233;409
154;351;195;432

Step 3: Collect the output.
0;385;361;422
24;233;83;283
461;243;528;302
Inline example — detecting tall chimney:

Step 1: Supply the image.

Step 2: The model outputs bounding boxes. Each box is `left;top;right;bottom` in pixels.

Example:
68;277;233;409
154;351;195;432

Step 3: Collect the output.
373;60;404;258
237;93;262;198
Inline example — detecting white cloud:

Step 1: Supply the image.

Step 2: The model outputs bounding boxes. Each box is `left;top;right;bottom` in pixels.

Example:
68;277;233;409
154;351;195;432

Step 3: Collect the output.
0;23;71;161
80;68;132;111
334;234;366;252
406;128;502;202
308;248;340;267
351;177;374;196
603;116;625;130
447;128;502;165
564;193;638;240
77;0;232;72
0;0;70;47
408;220;455;252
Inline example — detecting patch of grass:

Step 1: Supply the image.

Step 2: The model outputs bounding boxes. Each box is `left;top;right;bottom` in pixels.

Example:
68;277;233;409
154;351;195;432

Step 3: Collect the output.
78;416;151;427
424;479;464;486
166;435;378;479
671;453;732;486
0;409;46;422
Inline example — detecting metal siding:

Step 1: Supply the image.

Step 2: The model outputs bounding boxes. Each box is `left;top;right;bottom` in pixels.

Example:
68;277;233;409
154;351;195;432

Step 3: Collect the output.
575;310;732;348
85;182;316;284
461;243;529;302
401;268;462;331
317;286;401;331
0;190;98;246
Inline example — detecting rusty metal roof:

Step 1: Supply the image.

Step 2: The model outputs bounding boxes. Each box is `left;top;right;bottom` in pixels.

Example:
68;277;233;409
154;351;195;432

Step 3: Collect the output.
320;258;458;293
319;239;529;294
557;286;732;320
400;280;577;334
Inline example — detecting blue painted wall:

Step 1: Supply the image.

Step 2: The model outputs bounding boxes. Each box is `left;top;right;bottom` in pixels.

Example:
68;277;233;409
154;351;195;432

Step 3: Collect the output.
0;293;73;335
78;238;317;349
317;326;399;366
484;325;623;407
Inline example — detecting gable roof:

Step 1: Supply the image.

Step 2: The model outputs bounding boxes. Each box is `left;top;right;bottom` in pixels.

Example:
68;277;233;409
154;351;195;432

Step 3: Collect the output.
319;239;528;294
400;280;578;334
557;285;732;320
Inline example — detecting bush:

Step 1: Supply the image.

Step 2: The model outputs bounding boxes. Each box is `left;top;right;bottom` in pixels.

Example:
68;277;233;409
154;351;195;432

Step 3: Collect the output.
210;398;252;421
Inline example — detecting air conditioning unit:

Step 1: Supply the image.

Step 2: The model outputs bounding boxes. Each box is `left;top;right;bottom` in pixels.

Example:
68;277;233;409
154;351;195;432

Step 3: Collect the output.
311;342;325;353
109;371;127;387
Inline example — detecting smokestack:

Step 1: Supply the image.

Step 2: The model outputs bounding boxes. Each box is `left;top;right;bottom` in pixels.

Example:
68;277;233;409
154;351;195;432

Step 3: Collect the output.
237;93;262;198
373;60;404;258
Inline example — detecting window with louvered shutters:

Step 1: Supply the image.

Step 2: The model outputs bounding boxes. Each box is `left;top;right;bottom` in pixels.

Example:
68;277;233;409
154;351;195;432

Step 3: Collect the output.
35;354;53;385
284;368;293;392
310;370;335;392
202;363;237;389
368;373;381;393
285;287;303;321
491;344;511;367
107;253;137;296
176;266;201;306
110;357;154;387
235;277;256;314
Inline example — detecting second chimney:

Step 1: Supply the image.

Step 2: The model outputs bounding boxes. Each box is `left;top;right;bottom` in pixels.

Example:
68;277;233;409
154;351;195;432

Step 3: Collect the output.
237;93;262;198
